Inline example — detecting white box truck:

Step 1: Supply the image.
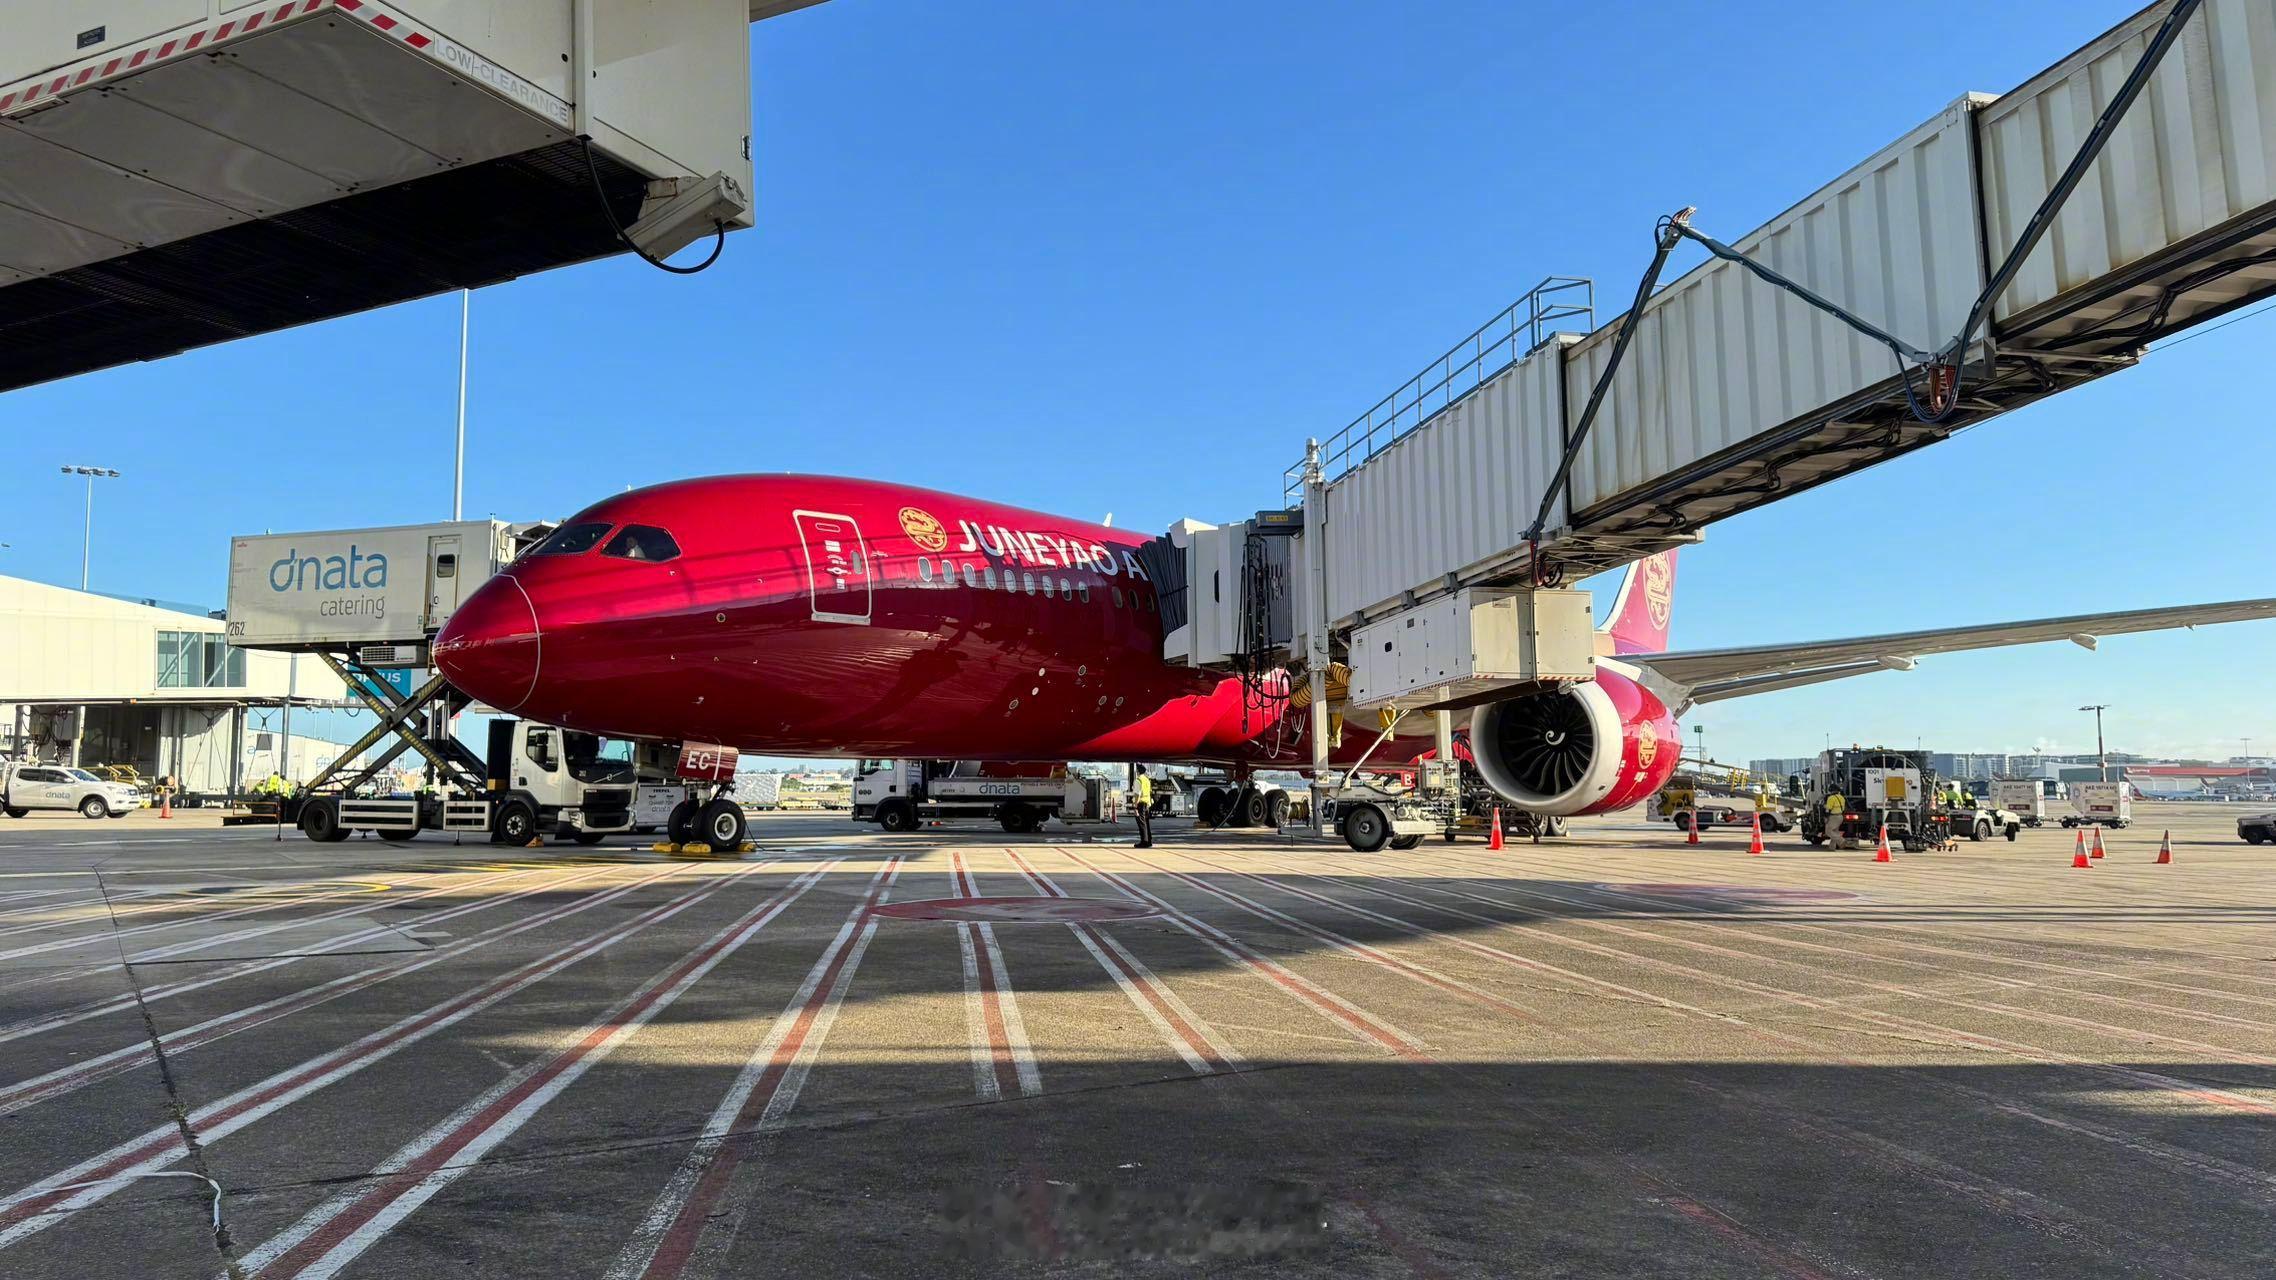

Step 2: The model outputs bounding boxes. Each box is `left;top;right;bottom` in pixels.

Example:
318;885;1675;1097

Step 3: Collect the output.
2061;782;2133;829
226;522;520;650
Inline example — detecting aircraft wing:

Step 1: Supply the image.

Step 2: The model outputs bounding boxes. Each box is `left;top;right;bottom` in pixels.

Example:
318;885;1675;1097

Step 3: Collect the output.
1634;597;2276;705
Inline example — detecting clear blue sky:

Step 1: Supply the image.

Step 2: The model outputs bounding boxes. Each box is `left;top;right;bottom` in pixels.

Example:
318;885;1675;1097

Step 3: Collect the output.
4;0;2269;766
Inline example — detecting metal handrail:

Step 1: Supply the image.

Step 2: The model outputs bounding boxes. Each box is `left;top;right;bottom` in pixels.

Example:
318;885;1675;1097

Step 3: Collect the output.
1285;276;1591;501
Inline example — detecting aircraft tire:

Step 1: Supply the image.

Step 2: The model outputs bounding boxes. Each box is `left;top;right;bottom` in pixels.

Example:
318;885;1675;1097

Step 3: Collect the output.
666;798;700;845
1265;791;1291;829
698;800;747;849
1196;788;1230;827
1236;788;1269;828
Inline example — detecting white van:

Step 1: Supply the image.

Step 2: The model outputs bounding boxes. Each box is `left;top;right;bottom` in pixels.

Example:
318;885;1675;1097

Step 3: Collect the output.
2;765;146;820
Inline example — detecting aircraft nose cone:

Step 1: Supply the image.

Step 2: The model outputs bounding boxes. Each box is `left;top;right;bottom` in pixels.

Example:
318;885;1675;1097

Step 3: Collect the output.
434;577;540;712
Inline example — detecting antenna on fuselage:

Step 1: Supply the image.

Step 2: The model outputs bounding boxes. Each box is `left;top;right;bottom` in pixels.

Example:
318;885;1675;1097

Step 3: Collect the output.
1102;513;1113;527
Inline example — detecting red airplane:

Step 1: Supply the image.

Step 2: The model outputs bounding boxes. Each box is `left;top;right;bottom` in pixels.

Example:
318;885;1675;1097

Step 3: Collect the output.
433;473;2276;826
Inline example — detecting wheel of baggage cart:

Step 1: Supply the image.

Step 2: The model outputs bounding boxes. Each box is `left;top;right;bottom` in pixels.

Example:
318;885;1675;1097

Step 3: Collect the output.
1973;819;1992;842
1388;833;1423;851
1341;804;1390;853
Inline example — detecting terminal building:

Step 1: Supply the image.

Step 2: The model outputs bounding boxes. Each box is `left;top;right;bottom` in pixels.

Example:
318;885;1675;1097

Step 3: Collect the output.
1;574;361;798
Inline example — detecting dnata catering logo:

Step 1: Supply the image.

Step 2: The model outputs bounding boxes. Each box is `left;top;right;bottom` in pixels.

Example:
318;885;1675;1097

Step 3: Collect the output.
270;545;389;592
898;506;949;552
1642;553;1673;629
1635;720;1660;768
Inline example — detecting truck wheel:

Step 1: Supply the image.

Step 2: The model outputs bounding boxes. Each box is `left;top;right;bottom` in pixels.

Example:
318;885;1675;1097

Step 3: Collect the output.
79;796;110;820
1973;820;1992;842
1266;791;1291;829
1196;787;1230;827
377;827;420;842
878;798;920;833
1389;834;1423;850
698;800;746;849
1341;804;1390;853
666;799;700;845
998;803;1039;835
1;807;23;819
298;800;349;844
1236;788;1269;828
2004;824;2019;842
572;831;608;846
494;800;538;846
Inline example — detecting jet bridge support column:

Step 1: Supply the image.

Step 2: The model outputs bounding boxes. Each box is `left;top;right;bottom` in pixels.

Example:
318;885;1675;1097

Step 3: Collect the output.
1302;440;1333;835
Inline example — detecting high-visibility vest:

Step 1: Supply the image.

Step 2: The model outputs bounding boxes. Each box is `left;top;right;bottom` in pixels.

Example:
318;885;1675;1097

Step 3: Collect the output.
1134;775;1153;805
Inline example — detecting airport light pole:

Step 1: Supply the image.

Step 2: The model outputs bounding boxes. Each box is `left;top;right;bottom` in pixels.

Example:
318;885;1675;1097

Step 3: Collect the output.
60;466;120;591
453;289;469;520
2079;704;2109;782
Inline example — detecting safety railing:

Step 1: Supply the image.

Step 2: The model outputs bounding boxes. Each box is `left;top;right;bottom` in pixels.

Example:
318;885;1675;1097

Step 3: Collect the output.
1284;276;1592;502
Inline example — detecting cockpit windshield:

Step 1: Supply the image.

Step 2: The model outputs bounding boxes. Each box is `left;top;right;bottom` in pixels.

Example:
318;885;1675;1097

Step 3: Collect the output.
530;522;612;556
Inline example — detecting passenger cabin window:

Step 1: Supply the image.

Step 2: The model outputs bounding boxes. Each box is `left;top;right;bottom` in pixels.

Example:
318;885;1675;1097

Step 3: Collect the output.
600;525;680;562
962;563;979;588
533;522;611;555
917;557;934;583
1042;577;1056;600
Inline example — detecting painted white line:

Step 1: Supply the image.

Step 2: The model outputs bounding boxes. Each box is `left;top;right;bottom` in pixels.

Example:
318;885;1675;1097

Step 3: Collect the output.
607;860;902;1280
234;863;839;1280
0;862;767;1251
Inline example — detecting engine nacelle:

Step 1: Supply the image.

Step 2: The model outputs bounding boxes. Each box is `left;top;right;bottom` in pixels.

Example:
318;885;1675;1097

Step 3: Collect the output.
1468;667;1678;816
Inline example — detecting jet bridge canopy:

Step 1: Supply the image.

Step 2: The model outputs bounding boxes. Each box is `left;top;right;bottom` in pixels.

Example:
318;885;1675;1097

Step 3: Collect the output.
0;0;769;394
1299;0;2276;631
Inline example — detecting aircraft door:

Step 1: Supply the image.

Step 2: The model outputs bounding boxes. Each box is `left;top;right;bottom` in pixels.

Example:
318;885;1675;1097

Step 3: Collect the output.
424;535;462;632
791;511;874;625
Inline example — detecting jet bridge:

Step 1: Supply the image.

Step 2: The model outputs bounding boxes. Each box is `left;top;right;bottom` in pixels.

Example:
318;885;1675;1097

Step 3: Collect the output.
0;0;790;394
1283;0;2276;635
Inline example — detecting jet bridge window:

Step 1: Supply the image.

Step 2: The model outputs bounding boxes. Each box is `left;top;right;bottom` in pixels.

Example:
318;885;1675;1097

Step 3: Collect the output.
532;522;612;556
600;525;680;562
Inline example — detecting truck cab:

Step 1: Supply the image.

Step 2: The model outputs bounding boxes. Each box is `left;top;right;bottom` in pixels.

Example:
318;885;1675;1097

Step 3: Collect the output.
487;722;692;844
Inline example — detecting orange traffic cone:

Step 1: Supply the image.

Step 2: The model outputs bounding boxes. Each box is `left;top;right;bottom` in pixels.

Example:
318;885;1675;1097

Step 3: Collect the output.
1873;824;1893;862
2090;827;2106;860
158;790;172;820
2154;830;2172;865
1747;811;1765;856
1685;813;1701;846
2072;844;2091;869
1489;808;1505;851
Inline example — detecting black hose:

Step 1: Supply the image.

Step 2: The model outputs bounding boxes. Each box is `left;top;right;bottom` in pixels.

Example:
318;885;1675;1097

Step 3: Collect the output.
579;137;727;276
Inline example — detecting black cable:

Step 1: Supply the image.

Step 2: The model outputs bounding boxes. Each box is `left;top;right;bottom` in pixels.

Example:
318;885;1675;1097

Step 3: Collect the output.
578;137;727;276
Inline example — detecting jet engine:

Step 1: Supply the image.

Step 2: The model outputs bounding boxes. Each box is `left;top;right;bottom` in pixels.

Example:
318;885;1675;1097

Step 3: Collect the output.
1467;667;1678;816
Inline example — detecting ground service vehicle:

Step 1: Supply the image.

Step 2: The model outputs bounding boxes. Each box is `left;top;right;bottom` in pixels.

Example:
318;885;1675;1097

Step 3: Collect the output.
1991;779;2051;826
1948;803;2024;841
1;765;147;820
1675;804;1793;833
2061;782;2134;829
1325;760;1461;852
291;721;726;848
1801;748;1937;851
853;761;1086;834
2240;812;2276;845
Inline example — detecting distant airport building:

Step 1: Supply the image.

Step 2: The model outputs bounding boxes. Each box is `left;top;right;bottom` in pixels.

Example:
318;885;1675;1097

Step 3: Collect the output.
1;574;358;796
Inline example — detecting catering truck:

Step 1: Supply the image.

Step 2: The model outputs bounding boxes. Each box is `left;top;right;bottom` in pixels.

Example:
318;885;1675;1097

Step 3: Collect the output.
225;521;523;649
290;721;744;850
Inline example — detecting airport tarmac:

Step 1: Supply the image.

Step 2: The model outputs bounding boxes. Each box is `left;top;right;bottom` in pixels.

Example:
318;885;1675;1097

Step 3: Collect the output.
0;804;2268;1278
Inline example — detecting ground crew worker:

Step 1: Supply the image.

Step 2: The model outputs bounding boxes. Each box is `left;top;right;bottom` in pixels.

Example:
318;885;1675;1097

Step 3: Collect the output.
1825;790;1847;847
1132;770;1155;849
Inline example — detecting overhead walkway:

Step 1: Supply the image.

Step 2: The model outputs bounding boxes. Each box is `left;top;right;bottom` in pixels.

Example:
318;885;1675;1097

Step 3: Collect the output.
1299;0;2276;630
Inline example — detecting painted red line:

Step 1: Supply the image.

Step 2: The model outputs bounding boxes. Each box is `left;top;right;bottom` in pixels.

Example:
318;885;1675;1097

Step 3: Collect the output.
967;921;1023;1098
1004;849;1233;1074
1063;851;1427;1060
633;862;903;1280
0;866;750;1244
251;867;831;1277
